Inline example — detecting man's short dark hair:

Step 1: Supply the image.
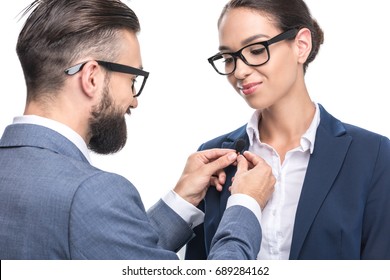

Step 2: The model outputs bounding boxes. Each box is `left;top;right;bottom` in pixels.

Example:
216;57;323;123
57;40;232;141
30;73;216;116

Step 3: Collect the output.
17;0;140;102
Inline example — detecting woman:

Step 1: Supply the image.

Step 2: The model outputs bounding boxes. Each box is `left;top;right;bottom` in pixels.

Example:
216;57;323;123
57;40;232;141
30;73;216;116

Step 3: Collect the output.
185;0;390;260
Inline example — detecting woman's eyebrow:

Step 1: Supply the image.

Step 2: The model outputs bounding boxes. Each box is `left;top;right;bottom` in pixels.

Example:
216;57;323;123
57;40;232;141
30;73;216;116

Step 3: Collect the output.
218;34;269;52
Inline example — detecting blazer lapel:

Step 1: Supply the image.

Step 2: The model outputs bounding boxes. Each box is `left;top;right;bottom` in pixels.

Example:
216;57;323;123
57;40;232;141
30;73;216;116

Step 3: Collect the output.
220;125;250;151
289;105;352;259
219;129;250;215
204;126;249;253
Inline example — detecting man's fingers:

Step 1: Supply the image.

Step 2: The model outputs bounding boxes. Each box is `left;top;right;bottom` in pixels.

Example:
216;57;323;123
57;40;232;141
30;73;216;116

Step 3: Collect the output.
200;148;236;162
235;154;249;176
215;169;227;185
202;152;237;175
210;176;223;192
242;151;267;167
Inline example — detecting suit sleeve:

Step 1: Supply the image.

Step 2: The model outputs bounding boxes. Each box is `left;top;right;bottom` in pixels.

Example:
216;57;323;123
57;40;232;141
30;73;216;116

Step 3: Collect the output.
208;205;261;260
68;173;180;260
147;199;193;252
362;136;390;259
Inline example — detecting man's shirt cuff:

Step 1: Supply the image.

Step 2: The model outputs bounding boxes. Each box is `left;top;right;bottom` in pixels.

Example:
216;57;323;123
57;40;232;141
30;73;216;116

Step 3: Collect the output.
162;190;204;229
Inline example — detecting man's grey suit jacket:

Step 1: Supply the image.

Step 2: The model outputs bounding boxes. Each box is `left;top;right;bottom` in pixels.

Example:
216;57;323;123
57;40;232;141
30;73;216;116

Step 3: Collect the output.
0;123;261;259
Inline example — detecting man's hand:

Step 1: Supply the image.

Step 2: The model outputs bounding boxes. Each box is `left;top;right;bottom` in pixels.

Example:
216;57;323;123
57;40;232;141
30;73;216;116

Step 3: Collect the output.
174;149;237;206
230;151;275;209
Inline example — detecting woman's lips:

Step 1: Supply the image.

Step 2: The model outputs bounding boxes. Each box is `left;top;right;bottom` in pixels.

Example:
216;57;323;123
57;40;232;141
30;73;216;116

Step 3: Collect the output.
240;82;262;95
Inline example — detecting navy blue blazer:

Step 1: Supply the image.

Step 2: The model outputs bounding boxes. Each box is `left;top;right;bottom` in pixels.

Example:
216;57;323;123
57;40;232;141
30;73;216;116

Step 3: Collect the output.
0;123;262;259
186;104;390;260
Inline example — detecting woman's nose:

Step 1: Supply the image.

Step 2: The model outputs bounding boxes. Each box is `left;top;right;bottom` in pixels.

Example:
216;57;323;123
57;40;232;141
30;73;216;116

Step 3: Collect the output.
233;58;252;80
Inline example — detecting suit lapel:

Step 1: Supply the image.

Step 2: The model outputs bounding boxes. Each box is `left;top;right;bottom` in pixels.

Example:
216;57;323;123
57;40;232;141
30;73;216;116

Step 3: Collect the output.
220;126;250;152
204;127;249;252
289;105;352;259
220;129;250;213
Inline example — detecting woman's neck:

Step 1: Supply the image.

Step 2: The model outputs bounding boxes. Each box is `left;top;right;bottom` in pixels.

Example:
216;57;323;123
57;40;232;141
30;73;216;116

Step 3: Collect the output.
258;94;315;163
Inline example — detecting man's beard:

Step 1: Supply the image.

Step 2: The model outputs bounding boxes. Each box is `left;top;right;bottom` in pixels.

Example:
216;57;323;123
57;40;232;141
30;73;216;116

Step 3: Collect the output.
88;85;128;155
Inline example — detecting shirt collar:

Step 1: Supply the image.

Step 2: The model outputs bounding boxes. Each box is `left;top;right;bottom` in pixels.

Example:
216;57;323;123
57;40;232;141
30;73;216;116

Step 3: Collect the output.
13;115;91;163
246;102;320;154
246;111;261;147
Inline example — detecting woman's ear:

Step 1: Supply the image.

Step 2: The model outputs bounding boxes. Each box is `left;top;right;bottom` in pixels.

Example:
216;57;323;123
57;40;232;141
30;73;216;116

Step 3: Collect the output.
295;28;312;65
80;61;103;99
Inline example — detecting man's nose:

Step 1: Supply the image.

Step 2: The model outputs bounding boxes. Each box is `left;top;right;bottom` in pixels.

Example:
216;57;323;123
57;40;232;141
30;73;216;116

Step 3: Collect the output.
130;96;138;108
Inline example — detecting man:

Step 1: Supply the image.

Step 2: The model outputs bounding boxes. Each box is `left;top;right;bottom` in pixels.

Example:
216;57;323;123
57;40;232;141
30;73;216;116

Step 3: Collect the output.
0;0;275;259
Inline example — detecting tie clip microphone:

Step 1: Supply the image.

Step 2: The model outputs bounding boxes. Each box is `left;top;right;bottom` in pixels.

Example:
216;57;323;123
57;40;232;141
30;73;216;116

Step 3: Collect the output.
234;139;246;155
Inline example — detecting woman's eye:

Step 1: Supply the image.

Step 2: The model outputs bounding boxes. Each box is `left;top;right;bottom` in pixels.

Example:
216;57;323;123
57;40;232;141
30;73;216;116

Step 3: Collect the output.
224;58;233;65
222;55;234;65
250;47;266;55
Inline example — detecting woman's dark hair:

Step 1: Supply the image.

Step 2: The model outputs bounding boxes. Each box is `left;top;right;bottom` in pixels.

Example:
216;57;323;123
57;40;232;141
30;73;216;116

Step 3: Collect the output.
16;0;140;101
219;0;324;73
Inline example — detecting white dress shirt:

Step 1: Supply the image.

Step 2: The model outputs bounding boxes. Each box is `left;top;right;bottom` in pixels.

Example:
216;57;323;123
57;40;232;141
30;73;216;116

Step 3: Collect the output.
13;115;261;230
245;103;320;259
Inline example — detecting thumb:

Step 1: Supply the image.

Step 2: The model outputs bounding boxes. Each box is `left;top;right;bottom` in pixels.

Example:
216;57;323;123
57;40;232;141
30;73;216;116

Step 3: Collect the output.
202;152;237;175
242;151;266;167
235;154;249;176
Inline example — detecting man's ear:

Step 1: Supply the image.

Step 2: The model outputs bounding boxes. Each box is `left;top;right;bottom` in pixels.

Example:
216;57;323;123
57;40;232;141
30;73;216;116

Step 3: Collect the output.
295;28;312;65
80;61;103;99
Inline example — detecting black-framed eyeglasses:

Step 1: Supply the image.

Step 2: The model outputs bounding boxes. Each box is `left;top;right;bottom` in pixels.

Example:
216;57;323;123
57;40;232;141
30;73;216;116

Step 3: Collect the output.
208;28;299;75
64;60;149;97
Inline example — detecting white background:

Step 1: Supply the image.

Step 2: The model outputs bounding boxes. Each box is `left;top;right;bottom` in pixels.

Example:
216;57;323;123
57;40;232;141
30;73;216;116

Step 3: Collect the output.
1;0;389;209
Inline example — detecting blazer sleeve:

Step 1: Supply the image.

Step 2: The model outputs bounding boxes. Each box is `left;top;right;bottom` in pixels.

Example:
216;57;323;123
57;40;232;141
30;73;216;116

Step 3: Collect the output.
361;136;390;259
68;172;180;260
147;199;193;252
208;205;261;260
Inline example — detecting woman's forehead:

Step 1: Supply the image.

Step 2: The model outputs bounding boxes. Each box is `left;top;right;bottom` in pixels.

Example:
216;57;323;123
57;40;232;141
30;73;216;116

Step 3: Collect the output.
218;8;279;46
